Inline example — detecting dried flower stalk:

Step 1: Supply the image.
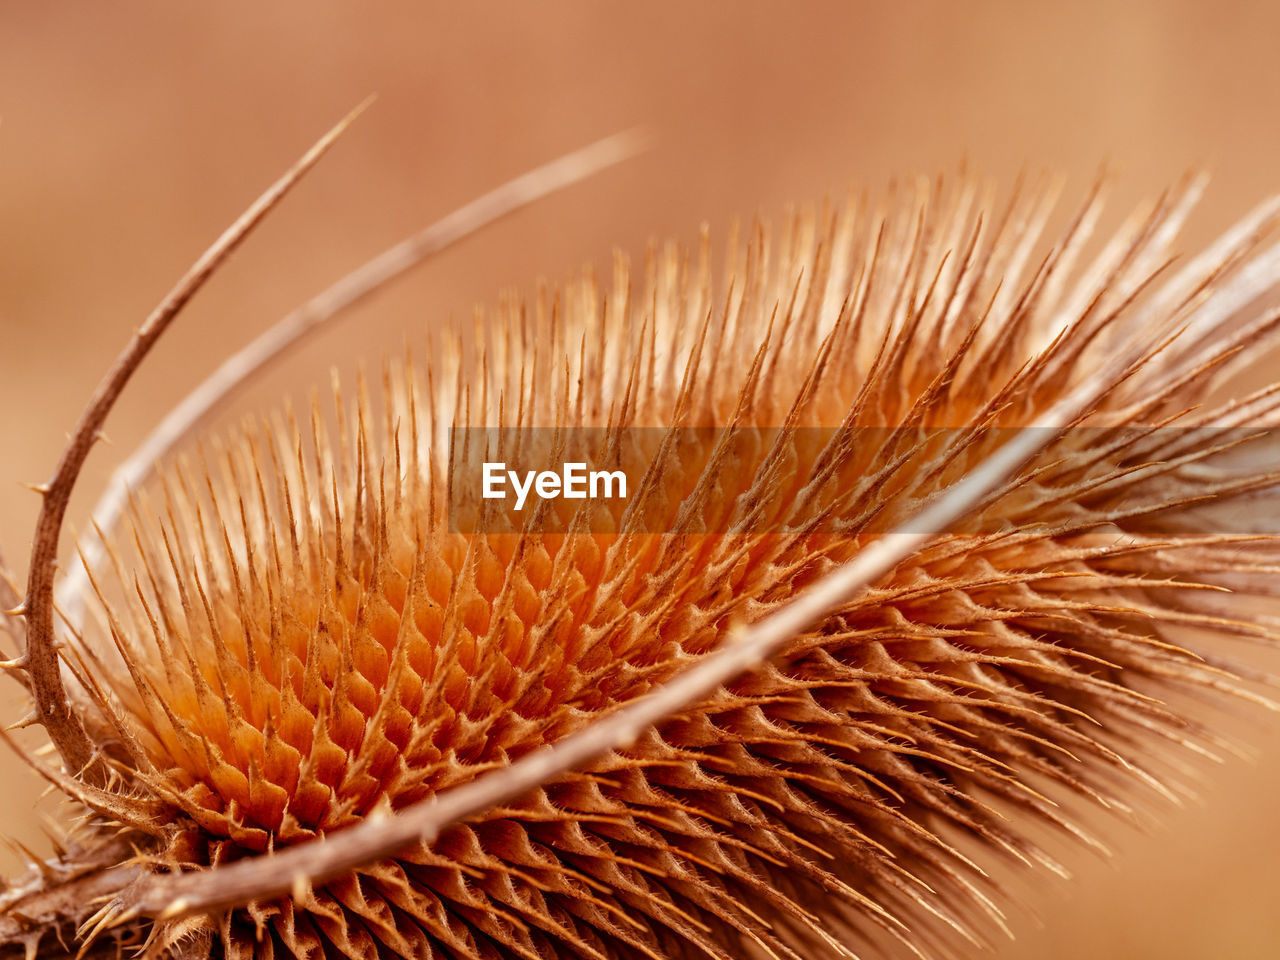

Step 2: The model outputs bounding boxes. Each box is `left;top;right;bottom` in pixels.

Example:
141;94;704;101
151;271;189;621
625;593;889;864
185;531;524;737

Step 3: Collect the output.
3;122;1280;960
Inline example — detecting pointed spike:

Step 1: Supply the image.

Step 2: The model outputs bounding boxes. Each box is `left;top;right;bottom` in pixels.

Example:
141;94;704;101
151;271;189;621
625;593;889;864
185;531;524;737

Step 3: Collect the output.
6;710;39;731
290;871;311;905
157;897;193;921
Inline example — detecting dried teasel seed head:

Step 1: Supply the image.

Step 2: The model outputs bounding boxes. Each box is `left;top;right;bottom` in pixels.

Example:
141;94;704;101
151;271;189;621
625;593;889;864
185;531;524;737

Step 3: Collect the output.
6;167;1280;960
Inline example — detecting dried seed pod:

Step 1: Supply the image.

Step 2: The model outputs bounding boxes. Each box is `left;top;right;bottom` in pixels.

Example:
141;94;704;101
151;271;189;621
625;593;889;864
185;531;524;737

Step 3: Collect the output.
3;136;1280;960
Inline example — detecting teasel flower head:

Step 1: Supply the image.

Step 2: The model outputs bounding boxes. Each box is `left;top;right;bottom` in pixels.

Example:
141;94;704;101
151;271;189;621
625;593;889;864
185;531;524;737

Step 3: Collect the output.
3;114;1280;960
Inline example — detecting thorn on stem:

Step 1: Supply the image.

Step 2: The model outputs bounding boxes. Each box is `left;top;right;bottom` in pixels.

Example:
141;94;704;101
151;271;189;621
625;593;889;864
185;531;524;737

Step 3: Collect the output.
157;898;191;922
5;710;40;731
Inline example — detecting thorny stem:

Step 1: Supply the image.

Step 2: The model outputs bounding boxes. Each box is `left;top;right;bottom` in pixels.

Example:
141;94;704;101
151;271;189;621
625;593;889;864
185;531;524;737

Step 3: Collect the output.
111;338;1150;922
19;102;369;781
60;129;648;632
0;837;140;943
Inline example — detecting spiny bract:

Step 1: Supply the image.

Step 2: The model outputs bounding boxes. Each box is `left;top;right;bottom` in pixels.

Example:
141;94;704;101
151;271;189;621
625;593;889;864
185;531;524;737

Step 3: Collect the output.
5;174;1280;960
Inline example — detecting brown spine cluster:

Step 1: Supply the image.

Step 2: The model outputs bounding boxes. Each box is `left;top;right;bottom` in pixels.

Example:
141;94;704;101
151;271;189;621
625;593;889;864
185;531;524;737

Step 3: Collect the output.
4;125;1280;960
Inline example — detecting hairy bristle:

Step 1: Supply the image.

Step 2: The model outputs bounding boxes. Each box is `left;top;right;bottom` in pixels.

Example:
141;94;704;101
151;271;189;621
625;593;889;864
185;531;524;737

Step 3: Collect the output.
7;173;1280;960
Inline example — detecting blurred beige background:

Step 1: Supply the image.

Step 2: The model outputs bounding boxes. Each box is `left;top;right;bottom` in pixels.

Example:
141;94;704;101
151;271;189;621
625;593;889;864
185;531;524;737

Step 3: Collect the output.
3;2;1280;957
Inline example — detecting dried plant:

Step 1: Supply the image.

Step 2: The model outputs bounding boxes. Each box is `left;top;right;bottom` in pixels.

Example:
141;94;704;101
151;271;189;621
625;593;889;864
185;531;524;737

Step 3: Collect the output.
3;111;1280;960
